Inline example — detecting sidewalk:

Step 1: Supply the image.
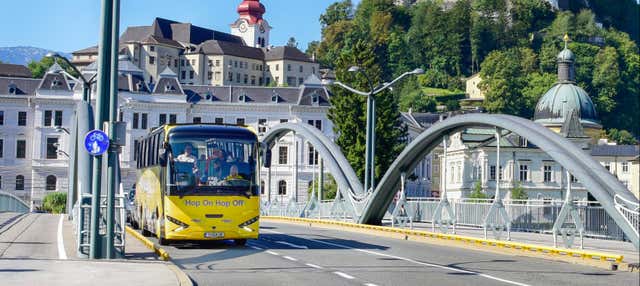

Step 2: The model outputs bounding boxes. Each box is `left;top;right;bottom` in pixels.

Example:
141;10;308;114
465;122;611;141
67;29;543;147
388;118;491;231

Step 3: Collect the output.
0;213;185;286
384;220;640;263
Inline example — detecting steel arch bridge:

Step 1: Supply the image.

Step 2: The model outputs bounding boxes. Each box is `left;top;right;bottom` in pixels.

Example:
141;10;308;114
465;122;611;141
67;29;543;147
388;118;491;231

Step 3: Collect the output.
261;114;640;249
0;191;30;213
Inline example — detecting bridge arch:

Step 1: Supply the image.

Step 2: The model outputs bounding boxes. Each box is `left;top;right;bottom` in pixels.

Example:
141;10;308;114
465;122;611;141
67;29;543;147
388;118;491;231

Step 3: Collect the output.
359;113;639;248
262;123;365;215
0;191;30;213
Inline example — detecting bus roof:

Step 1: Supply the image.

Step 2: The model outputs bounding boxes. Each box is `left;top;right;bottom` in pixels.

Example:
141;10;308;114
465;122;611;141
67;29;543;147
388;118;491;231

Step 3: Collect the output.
166;124;258;141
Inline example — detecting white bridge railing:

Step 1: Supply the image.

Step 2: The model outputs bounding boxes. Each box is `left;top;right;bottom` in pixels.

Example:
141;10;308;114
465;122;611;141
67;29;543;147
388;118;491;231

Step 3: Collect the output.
614;194;639;238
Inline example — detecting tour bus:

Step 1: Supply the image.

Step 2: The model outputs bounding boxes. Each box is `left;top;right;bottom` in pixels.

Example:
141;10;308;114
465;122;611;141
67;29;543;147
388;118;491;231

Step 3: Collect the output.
131;124;261;245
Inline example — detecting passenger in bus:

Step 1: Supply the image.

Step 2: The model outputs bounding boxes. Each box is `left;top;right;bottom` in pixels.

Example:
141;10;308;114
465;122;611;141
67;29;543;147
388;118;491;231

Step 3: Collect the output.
207;158;226;181
175;144;197;163
226;165;243;180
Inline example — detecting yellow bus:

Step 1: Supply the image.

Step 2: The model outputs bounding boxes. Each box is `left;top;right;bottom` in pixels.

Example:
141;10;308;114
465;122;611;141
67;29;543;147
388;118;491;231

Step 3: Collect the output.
131;124;261;245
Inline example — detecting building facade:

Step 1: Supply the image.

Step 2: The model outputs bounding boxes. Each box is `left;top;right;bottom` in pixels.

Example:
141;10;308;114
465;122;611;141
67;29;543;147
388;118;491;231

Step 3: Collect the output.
72;0;319;88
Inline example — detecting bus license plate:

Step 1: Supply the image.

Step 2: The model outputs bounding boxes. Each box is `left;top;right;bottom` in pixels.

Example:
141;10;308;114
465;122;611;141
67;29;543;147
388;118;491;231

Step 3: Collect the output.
204;232;224;239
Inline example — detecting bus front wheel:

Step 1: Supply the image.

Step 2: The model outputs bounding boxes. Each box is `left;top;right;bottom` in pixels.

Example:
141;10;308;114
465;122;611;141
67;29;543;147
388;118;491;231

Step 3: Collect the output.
234;239;247;246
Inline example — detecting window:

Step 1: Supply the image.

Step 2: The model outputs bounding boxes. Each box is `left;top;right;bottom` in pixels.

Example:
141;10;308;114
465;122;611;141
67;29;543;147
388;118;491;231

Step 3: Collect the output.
280;119;288;123
46;137;58;159
298;78;304;86
244;74;248;84
251;75;256;85
312;67;316;74
18;112;27;126
490;165;496;181
215;118;224;124
44;110;52;126
622;162;629;173
181;71;186;80
604;162;611;172
169;114;177;124
191;59;196;65
149;56;155;65
208;60;213;67
47;110;57;127
0;111;4;125
287;77;296;86
543;165;553;182
15;175;24;191
519;163;529;182
236;118;245;126
149;46;155;52
16;140;26;159
189;71;194;79
208;72;213;80
141;113;148;129
236;73;241;83
287;64;292;72
457;163;462;183
193;117;202;124
308;145;319;166
279;146;288;165
228;72;233;82
174;59;179;68
260;181;265;195
307;120;322;131
0;139;3;158
216;60;220;67
181;59;185;67
46;175;57;191
571;174;578;183
119;111;123;122
450;164;455;183
133;113;139;129
299;65;303;73
159;114;167;126
276;64;279;71
278;180;287;195
258;119;267;133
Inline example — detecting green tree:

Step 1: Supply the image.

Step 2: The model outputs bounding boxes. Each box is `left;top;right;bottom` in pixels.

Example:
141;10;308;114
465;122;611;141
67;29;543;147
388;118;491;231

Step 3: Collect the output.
399;89;437;113
319;0;353;28
510;182;528;202
521;72;557;118
42;192;67;214
469;181;488;201
28;56;78;79
604;129;638;145
286;37;298;48
305;40;320;58
308;174;338;200
480;47;537;117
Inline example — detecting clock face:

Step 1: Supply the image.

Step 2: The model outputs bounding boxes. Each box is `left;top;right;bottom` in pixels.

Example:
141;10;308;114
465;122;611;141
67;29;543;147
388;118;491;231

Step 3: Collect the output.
239;22;247;33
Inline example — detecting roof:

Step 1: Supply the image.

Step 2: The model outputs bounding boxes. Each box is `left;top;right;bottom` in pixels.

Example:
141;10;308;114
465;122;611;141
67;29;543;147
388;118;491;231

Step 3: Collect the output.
0;77;40;95
591;145;640;157
198;40;264;60
264;46;314;63
534;82;600;126
0;64;32;78
72;46;98;55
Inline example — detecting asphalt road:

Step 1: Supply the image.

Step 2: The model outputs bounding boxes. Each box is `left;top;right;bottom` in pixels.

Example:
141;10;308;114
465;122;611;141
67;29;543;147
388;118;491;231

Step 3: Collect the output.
0;213;59;259
147;221;640;286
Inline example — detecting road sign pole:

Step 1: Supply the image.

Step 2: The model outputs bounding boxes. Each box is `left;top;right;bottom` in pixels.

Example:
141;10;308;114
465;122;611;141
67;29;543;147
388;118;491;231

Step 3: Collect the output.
90;0;113;259
105;0;120;259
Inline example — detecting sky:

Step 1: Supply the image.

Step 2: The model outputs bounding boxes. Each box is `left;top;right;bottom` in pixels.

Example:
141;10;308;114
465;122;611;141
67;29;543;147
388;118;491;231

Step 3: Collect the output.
0;0;361;53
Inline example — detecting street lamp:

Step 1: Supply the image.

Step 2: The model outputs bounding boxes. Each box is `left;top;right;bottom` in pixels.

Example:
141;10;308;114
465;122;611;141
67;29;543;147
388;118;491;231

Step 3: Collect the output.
45;52;97;102
323;67;424;192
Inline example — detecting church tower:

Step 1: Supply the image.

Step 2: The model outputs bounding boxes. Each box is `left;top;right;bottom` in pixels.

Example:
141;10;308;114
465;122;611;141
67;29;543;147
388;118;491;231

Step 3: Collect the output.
230;0;272;48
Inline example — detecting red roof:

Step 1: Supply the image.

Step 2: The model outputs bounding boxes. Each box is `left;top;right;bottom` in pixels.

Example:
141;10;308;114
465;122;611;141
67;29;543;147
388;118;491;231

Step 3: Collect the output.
237;0;265;24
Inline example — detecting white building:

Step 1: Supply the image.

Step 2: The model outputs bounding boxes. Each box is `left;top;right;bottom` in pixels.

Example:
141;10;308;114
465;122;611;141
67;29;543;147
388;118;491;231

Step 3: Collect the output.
72;0;320;88
0;61;333;207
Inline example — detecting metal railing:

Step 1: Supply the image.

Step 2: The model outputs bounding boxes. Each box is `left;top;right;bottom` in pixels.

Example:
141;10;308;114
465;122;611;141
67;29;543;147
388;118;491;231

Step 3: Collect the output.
262;197;632;241
614;194;640;238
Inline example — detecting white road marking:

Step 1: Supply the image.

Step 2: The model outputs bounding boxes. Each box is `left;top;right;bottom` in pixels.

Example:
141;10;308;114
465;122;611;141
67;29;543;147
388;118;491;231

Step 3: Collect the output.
262;229;529;286
334;271;355;279
57;215;67;260
275;240;309;249
364;283;379;286
266;250;279;256
283;255;298;261
305;263;323;269
249;246;263;250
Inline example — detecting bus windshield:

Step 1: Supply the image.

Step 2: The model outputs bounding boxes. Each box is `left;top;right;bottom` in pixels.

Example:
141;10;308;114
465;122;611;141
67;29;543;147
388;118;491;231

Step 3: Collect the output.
169;136;257;197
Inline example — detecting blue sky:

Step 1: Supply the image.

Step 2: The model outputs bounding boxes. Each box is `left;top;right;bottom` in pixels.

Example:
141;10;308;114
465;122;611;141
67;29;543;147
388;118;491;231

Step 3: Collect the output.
0;0;361;53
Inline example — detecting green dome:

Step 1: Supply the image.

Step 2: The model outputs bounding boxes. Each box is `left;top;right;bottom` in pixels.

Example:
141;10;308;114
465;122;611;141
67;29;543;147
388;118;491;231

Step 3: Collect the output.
534;82;600;126
557;48;575;62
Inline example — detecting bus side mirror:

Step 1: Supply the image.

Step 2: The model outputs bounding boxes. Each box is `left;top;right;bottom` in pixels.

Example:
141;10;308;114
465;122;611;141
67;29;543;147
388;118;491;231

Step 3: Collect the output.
159;144;169;167
262;144;271;168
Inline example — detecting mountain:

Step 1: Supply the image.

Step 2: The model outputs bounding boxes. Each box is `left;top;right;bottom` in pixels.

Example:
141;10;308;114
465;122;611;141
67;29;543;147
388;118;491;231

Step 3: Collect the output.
0;46;71;66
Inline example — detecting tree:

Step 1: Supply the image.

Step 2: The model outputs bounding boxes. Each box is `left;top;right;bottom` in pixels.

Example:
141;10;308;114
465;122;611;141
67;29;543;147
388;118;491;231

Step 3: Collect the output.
604;129;638;145
319;0;353;28
521;72;557;119
28;56;78;79
305;40;320;58
42;192;67;214
480;47;537;117
469;181;488;201
286;37;298;48
308;174;338;200
399;89;437;113
510;182;528;202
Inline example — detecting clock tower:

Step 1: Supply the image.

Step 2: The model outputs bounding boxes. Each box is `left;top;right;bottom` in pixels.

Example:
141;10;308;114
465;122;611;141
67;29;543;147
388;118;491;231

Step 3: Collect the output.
230;0;271;48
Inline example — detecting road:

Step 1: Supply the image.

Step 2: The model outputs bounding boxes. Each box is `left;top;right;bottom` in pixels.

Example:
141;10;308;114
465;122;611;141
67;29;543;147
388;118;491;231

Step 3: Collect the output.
146;220;639;286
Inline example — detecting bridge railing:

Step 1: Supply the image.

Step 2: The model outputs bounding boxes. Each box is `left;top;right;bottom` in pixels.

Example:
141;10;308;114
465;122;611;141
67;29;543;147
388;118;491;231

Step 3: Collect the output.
614;194;640;237
0;191;30;213
262;198;629;241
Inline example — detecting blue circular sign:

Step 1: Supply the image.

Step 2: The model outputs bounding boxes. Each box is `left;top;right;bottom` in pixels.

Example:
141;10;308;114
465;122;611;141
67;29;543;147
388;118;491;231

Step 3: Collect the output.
84;130;110;156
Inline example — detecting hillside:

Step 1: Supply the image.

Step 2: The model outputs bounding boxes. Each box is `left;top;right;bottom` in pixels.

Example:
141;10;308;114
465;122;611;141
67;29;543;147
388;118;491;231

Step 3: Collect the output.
0;46;71;66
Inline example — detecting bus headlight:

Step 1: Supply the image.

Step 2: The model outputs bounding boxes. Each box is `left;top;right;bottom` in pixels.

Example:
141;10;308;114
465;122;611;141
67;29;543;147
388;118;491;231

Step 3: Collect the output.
238;216;259;229
166;215;190;230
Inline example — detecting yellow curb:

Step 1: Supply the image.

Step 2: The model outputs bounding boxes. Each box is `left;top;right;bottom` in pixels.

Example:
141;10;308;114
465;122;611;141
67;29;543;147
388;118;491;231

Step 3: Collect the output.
125;226;170;261
167;264;194;286
262;216;626;270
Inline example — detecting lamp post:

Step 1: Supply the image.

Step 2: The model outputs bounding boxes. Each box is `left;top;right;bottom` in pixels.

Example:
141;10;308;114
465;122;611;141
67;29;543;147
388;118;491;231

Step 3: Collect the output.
323;67;424;192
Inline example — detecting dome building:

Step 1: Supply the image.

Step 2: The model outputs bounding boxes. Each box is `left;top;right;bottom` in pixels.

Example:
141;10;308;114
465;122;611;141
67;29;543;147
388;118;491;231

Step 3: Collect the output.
534;35;602;142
